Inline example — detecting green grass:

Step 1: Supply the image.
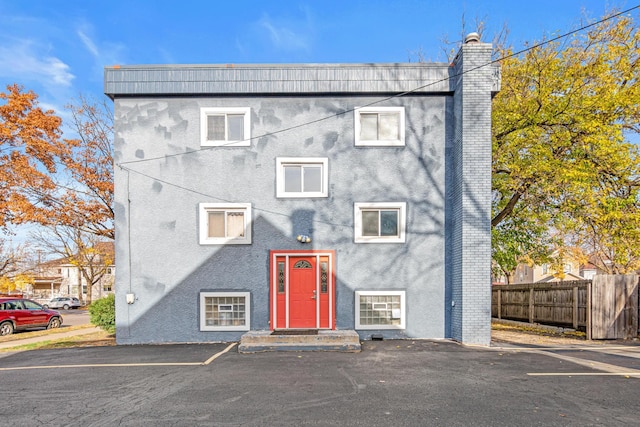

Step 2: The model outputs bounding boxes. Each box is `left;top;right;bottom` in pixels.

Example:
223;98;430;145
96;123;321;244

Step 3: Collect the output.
0;324;116;352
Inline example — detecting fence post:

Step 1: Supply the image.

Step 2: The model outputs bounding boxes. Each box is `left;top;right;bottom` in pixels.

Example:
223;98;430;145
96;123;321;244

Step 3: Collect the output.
498;289;502;319
587;281;592;340
529;288;535;323
573;286;578;330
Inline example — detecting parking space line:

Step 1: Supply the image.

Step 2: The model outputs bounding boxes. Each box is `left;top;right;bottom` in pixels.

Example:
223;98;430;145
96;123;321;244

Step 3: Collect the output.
528;372;640;377
535;349;640;375
203;342;237;365
490;345;640;352
0;362;202;372
0;342;238;372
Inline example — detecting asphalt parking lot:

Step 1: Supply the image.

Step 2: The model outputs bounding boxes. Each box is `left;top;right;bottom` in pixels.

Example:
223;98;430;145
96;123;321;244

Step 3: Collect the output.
1;339;640;426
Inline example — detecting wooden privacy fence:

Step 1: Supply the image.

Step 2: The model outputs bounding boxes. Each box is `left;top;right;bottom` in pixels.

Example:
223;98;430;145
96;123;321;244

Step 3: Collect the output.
492;274;639;339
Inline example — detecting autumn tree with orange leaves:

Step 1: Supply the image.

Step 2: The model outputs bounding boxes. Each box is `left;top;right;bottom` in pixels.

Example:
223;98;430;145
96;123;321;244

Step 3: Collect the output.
0;84;68;228
0;85;113;240
60;95;114;240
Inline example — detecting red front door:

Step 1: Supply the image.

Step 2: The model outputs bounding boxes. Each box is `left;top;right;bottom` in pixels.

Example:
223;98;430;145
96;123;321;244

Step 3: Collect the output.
271;251;335;330
289;257;317;328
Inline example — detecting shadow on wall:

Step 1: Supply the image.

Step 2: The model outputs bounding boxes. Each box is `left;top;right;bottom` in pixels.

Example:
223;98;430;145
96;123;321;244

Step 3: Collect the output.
118;195;450;344
114;95;494;344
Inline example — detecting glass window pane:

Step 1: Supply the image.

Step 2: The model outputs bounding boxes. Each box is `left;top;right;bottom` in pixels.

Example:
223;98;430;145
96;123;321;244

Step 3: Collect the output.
359;294;402;326
303;166;322;192
207;115;225;141
205;295;246;327
380;210;399;236
227;114;244;141
360;113;378;140
321;261;328;293
284;166;302;192
226;212;245;238
278;262;285;293
208;211;225;237
361;211;379;236
378;113;399;140
23;300;40;310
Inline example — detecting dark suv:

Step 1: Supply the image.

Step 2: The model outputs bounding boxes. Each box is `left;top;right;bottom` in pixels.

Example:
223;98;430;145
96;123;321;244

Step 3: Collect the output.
0;298;63;336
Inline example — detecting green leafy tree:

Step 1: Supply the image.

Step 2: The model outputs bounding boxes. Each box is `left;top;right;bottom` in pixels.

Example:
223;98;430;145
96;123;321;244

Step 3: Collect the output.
492;217;552;284
491;11;640;277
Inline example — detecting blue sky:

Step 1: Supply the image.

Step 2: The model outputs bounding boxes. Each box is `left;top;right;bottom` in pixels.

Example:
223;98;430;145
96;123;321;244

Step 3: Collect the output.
0;1;635;244
0;0;625;118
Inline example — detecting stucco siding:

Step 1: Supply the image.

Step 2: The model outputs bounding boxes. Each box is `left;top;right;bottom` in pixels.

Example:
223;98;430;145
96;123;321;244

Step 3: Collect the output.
114;95;448;344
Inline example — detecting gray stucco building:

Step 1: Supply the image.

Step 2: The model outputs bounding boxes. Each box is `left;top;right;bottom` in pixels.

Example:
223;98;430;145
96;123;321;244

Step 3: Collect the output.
105;35;499;346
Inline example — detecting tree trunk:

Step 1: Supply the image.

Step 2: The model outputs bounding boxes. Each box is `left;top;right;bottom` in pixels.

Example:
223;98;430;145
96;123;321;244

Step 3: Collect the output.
86;276;93;305
76;269;83;302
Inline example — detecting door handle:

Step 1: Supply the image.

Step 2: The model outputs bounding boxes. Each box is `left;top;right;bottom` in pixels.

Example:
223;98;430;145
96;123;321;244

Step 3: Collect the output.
311;290;317;300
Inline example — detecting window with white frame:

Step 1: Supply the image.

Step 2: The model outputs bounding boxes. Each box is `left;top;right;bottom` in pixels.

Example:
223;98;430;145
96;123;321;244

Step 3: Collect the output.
199;203;252;245
200;292;250;331
200;107;251;146
355;290;406;329
276;157;328;198
354;202;406;243
354;106;405;146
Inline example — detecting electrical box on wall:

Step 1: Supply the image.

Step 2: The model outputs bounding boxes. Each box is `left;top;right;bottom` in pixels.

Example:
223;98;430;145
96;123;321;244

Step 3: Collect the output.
126;293;135;304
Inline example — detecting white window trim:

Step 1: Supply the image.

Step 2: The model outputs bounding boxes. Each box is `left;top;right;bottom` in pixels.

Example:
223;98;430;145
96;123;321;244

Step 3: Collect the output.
354;106;405;146
355;290;406;330
200;107;251;147
354;202;406;243
199;203;252;245
276;157;329;198
200;291;250;331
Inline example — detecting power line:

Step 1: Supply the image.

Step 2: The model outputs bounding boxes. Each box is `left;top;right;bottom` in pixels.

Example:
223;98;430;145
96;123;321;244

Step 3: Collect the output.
118;164;354;230
116;6;640;228
116;5;639;168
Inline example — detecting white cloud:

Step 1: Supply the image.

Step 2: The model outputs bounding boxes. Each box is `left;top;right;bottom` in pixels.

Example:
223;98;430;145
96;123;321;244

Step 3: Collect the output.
45;57;75;86
77;29;99;58
258;13;312;52
75;21;126;66
0;39;75;88
40;101;72;121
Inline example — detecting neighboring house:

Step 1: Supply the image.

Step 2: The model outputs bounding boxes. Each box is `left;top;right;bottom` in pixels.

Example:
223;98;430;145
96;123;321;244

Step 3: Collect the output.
105;35;500;345
580;262;600;280
512;254;584;284
31;242;115;301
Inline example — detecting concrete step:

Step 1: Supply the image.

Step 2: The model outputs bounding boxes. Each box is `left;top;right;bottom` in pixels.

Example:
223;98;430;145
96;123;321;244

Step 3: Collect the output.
238;330;361;353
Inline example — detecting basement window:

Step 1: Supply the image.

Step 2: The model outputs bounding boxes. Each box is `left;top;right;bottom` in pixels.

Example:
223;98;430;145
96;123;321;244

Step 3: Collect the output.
355;290;405;329
200;292;250;331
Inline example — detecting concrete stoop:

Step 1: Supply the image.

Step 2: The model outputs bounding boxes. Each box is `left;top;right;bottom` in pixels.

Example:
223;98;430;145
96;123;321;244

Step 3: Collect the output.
238;330;362;353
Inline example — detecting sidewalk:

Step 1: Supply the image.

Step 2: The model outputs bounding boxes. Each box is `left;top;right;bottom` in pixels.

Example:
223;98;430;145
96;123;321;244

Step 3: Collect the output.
0;326;102;350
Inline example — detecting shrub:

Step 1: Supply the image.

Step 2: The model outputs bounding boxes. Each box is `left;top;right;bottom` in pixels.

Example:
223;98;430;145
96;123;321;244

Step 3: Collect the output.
89;294;115;334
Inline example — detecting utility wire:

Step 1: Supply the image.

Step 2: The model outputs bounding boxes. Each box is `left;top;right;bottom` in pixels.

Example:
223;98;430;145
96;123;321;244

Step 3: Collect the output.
118;165;353;228
117;5;640;226
116;5;640;168
118;163;354;230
